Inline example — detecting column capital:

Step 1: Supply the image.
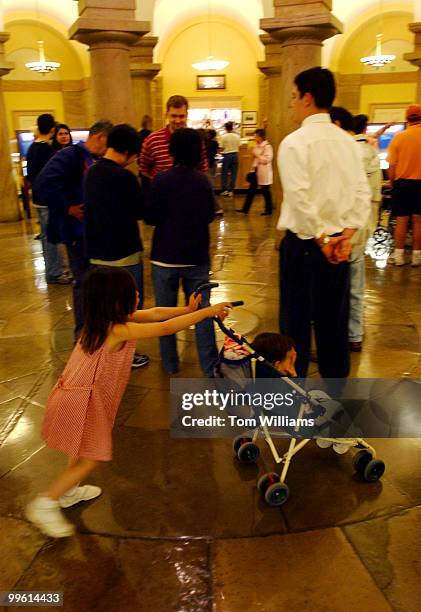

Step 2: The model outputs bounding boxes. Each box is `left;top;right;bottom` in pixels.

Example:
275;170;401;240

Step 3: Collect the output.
0;32;14;77
130;35;161;76
130;65;161;79
69;19;150;48
404;22;421;68
258;34;283;76
260;13;342;46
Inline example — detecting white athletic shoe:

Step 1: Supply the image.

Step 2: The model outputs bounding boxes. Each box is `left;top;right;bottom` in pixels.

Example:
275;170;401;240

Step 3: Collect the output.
59;485;102;508
411;251;421;267
26;496;75;538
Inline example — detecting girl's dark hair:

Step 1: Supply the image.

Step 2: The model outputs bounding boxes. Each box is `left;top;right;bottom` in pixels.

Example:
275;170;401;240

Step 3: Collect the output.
207;129;217;140
169;127;202;168
255;128;266;139
353;114;369;134
251;332;295;364
52;123;73;151
80;267;137;354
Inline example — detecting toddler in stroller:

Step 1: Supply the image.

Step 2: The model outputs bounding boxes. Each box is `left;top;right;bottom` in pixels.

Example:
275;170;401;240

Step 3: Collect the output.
213;317;386;507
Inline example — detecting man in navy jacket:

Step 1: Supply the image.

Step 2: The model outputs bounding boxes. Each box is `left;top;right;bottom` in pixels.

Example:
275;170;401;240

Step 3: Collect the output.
35;120;113;340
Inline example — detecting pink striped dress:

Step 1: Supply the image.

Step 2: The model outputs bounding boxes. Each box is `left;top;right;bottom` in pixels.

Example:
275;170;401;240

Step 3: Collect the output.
42;339;137;461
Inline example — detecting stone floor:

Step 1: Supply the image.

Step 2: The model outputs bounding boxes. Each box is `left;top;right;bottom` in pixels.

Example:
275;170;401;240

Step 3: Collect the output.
0;197;420;612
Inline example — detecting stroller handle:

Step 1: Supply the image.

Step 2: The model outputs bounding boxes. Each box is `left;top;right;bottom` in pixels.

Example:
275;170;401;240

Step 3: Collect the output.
193;282;244;308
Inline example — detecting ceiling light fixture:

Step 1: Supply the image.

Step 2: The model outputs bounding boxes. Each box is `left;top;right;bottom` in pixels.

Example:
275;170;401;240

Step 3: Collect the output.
25;40;61;74
192;0;229;72
360;2;395;69
25;1;61;74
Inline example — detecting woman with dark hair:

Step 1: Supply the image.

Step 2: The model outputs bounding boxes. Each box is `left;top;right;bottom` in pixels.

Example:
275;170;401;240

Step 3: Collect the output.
26;266;231;538
52;123;73;152
238;128;273;215
145;127;219;376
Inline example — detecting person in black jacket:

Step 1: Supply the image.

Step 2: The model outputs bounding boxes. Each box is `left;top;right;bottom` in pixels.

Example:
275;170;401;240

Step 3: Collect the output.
35;120;113;340
84;124;149;369
26;113;70;284
145;128;217;375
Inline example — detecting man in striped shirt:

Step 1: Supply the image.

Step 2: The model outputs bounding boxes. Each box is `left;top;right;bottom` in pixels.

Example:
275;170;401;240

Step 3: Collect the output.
139;94;208;179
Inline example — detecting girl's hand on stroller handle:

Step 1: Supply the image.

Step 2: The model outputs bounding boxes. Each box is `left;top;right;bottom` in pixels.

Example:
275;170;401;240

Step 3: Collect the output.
210;302;232;320
188;292;202;311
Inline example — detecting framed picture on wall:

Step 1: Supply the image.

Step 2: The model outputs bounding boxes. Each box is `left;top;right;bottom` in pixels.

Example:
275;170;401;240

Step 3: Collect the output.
242;110;257;125
12;110;56;132
241;126;257;139
369;103;410;123
196;75;226;90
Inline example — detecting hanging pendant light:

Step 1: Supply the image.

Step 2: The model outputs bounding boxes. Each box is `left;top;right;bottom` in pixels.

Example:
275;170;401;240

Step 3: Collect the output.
25;1;61;74
360;33;395;68
360;1;395;69
25;40;61;74
192;0;229;71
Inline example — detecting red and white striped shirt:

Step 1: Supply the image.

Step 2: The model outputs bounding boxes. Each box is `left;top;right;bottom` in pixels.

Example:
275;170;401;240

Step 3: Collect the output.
139;126;208;178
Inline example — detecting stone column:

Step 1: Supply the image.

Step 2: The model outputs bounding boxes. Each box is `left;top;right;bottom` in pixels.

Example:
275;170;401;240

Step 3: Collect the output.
0;32;20;222
404;23;421;102
130;36;161;127
258;35;283;206
335;74;362;115
261;0;342;140
69;0;150;125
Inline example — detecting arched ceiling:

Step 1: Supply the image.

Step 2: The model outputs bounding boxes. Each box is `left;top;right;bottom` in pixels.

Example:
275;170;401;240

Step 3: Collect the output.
1;0;418;70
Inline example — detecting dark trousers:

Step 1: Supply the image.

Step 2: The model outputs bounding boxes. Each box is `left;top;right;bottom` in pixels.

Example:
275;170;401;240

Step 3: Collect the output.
66;237;90;341
243;182;273;213
279;231;350;378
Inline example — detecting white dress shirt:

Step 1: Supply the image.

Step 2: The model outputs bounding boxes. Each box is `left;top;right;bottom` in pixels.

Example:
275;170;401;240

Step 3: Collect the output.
277;114;371;239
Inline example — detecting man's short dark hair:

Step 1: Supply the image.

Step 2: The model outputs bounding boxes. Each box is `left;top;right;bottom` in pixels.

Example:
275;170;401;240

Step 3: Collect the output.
294;67;336;109
37;113;55;135
255;128;266;139
225;121;233;131
107;124;141;156
169;128;201;169
329;106;354;132
353;114;369;134
166;95;189;111
89;120;113;137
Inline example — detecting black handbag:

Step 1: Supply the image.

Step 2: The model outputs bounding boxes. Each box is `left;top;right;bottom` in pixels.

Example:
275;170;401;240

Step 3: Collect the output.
246;170;257;183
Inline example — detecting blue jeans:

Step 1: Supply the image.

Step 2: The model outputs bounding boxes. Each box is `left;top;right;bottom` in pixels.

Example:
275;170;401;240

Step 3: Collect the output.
221;153;238;192
123;261;144;309
151;264;218;376
36;207;64;279
66;238;90;341
349;244;366;342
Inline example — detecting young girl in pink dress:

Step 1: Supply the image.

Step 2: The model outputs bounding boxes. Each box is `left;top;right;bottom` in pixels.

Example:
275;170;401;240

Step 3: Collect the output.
26;266;231;538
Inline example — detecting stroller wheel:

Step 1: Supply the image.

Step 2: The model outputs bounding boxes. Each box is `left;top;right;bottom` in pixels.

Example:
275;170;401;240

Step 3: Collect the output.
264;482;289;507
363;459;386;482
232;435;252;454
353;450;373;474
257;472;280;494
237;442;260;463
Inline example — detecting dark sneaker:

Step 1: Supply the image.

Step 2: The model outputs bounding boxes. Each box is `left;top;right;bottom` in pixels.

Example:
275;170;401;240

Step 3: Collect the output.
132;353;150;369
46;274;73;285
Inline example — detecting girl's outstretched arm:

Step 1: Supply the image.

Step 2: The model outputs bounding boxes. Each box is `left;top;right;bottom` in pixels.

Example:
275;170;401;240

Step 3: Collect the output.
129;293;202;323
113;302;231;341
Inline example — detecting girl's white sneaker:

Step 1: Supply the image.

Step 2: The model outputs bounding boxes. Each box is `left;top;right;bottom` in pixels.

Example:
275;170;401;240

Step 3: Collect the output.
411;251;421;267
59;485;102;508
26;496;75;538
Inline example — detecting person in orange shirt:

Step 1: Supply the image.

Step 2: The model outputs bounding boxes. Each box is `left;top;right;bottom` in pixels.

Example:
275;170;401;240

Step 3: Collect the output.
387;105;421;266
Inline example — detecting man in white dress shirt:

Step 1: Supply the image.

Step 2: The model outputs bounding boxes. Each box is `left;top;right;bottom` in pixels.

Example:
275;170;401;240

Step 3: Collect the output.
277;67;371;378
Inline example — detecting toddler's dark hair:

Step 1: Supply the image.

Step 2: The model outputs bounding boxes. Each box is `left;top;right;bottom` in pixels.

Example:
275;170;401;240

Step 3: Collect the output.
251;332;295;364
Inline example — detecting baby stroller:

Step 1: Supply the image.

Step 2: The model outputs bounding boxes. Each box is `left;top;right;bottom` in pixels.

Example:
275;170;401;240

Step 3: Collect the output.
196;283;386;507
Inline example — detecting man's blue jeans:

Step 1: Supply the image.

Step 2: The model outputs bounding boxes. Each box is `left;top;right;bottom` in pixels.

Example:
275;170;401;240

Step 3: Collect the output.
151;264;218;376
36;207;65;279
221;153;239;192
123;261;144;309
